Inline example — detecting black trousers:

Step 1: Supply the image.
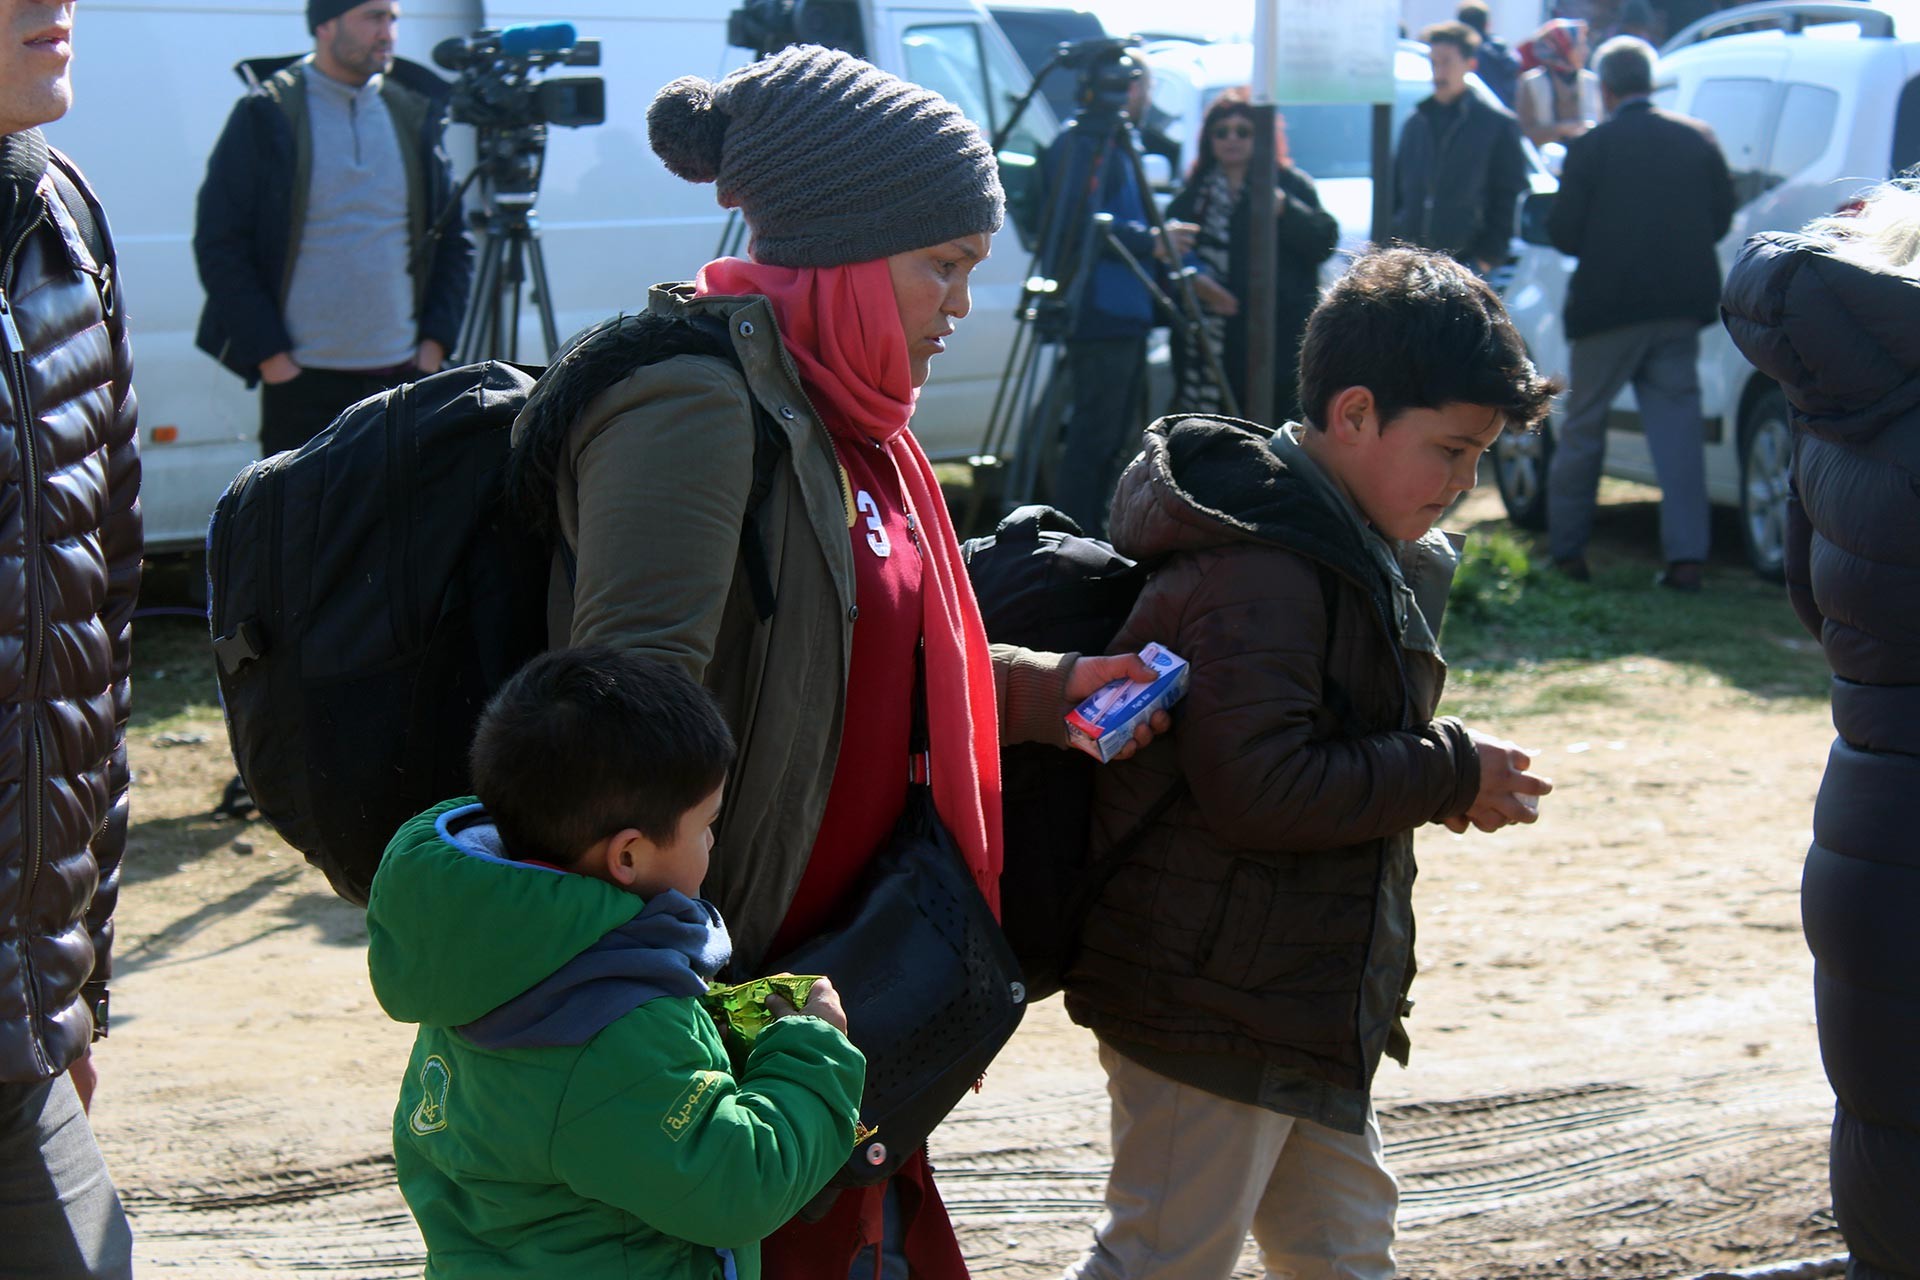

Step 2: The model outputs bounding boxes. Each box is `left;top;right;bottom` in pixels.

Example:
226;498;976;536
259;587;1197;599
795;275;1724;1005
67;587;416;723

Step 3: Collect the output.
259;365;413;456
1052;336;1148;537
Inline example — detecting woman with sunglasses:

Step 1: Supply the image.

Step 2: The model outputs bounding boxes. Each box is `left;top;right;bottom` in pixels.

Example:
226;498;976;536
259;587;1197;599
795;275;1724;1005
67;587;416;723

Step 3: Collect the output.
1166;88;1338;423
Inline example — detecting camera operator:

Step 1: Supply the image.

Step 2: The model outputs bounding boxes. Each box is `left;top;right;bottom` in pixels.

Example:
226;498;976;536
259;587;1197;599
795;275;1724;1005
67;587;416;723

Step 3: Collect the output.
1039;50;1161;536
193;0;473;456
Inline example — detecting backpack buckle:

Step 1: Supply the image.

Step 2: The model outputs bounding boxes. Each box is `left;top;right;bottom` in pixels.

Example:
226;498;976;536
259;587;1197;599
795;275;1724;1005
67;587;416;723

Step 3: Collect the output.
908;750;931;786
213;619;267;673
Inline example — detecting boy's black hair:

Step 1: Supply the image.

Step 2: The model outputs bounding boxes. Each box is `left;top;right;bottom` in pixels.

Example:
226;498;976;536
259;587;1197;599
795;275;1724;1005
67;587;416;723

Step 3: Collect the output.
470;646;736;867
1297;248;1559;434
1422;20;1481;59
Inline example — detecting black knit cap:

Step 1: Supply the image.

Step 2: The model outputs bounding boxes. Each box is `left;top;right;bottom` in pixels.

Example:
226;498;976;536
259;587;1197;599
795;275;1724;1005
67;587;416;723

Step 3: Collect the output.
648;44;1005;268
308;0;362;32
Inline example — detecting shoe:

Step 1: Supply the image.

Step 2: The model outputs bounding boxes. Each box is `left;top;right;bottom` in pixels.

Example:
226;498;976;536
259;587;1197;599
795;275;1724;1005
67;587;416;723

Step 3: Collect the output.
1656;561;1704;592
1553;556;1591;583
212;773;257;820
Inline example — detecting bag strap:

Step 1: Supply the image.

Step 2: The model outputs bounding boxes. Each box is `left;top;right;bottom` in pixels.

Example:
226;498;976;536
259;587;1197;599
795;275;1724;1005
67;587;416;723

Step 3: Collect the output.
43;151;118;332
908;637;930;786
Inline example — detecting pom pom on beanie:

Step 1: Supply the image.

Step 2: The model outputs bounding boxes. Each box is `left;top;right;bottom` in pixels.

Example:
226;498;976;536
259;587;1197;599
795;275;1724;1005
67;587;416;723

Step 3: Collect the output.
647;76;730;185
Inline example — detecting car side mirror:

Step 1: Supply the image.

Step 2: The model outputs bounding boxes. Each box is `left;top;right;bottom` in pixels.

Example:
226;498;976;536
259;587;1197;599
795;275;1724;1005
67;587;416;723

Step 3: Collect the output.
1519;190;1556;247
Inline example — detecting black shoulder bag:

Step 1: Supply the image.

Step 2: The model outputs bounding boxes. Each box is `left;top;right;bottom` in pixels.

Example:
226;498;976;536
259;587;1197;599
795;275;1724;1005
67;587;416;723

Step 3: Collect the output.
770;640;1027;1195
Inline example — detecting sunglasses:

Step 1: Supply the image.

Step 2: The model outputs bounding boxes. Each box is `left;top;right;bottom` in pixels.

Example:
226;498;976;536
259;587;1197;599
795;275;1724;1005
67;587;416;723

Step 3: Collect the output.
1210;123;1254;140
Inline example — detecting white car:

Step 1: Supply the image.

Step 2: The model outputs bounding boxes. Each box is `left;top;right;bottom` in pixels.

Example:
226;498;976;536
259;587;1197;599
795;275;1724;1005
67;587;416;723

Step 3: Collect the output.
1493;0;1920;578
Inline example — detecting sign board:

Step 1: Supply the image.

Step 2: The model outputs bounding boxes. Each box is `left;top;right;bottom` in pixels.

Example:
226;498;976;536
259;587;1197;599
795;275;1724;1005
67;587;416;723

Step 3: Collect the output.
1265;0;1399;104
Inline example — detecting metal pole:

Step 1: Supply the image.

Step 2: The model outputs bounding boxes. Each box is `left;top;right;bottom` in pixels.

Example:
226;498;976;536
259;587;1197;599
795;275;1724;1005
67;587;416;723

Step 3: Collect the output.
1246;0;1281;427
1371;102;1393;246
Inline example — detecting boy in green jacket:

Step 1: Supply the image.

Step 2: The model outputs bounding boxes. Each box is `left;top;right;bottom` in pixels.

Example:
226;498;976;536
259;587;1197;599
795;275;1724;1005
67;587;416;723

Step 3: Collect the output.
367;646;865;1280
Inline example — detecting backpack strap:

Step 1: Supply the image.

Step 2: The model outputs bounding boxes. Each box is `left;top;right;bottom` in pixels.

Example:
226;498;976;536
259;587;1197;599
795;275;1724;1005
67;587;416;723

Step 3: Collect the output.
685;311;785;624
43;150;119;333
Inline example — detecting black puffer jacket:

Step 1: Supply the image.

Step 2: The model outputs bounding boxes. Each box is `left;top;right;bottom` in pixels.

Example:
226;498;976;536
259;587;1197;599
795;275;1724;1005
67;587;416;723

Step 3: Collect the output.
0;131;140;1084
1722;233;1920;1280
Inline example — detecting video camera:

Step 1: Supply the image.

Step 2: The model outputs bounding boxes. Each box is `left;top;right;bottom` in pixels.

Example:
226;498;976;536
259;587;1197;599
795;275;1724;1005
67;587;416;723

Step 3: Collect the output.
725;0;865;58
1055;36;1142;114
432;22;606;131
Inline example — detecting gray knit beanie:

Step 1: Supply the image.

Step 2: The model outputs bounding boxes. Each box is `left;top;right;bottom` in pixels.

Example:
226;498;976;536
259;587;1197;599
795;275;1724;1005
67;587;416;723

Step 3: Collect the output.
648;44;1005;268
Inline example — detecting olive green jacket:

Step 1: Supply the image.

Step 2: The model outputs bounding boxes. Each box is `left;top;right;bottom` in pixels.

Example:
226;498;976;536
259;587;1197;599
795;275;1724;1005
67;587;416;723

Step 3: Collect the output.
515;284;1071;971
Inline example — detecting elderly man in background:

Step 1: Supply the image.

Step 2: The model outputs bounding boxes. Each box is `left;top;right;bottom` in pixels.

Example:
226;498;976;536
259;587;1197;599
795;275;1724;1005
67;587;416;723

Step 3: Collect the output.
1544;36;1734;589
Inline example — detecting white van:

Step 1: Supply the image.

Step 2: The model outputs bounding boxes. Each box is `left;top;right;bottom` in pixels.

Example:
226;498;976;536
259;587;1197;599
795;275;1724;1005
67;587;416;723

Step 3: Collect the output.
48;0;1056;551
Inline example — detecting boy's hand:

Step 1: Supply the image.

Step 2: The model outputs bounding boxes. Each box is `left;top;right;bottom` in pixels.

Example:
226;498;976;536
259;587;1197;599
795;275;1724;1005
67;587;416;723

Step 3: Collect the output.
1451;730;1553;832
1065;653;1175;761
767;974;849;1035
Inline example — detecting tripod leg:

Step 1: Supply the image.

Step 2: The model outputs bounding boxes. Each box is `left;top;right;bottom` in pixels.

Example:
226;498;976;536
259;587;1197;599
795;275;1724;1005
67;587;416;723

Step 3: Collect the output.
504;236;528;365
526;231;562;359
458;232;503;365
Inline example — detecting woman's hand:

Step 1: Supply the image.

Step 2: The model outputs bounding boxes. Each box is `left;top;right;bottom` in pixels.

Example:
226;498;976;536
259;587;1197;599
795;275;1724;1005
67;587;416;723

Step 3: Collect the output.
1192;275;1240;317
1159;220;1199;260
1065;653;1175;761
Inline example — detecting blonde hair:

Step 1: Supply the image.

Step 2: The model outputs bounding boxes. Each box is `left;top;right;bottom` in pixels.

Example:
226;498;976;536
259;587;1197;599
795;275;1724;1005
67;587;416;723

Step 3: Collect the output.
1806;179;1920;278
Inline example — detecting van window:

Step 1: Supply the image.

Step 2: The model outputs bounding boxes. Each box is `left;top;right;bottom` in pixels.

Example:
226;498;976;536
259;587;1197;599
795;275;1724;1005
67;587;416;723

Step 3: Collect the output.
1766;84;1838;185
905;21;1047;157
1687;78;1779;205
1894;76;1920;173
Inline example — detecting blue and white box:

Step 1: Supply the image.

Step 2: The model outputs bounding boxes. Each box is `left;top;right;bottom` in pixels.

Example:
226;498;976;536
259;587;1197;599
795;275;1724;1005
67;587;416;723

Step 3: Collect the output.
1066;643;1189;763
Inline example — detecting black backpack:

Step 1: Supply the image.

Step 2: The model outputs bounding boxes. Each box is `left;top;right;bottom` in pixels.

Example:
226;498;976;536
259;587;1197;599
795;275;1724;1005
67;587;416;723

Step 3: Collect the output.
209;313;780;904
961;506;1182;1002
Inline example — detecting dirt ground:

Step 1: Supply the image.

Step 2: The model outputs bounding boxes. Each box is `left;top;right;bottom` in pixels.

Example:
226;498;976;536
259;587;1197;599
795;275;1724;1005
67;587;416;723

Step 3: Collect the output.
95;488;1845;1279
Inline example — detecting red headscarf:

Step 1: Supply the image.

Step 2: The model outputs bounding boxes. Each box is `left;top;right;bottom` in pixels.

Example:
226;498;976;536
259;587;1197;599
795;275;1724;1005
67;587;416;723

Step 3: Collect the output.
693;255;1005;913
1520;17;1587;76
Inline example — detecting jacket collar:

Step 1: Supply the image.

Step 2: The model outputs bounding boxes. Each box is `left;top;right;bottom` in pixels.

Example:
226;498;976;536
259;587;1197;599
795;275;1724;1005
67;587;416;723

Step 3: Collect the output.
0;128;50;248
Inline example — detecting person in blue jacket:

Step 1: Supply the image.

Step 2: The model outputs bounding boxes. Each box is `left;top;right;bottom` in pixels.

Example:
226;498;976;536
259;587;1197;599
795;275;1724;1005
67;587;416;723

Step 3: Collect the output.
1037;51;1161;535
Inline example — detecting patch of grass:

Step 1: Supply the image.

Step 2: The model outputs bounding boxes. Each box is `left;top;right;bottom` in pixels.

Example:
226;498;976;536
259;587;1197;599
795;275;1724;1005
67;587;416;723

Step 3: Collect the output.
1441;525;1827;707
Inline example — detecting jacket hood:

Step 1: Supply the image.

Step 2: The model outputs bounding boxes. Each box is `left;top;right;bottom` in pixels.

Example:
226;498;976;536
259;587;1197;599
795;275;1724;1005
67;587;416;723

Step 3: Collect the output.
1722;232;1920;446
367;800;729;1037
233;53;449;103
1108;416;1388;595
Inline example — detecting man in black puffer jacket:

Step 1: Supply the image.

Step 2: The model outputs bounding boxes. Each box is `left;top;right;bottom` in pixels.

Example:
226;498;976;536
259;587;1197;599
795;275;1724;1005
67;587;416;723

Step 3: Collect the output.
0;1;142;1274
1722;195;1920;1280
1392;21;1528;274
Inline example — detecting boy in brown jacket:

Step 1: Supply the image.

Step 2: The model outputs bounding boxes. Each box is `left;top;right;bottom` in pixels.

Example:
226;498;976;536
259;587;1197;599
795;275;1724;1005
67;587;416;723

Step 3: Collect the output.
1062;249;1559;1280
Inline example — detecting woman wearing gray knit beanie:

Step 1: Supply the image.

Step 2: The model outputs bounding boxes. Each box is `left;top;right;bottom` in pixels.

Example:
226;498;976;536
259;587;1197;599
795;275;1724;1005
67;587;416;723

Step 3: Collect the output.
503;41;1169;1280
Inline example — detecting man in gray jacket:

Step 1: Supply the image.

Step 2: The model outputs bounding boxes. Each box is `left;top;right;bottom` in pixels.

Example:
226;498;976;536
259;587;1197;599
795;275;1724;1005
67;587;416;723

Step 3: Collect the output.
1;0;141;1274
193;0;472;455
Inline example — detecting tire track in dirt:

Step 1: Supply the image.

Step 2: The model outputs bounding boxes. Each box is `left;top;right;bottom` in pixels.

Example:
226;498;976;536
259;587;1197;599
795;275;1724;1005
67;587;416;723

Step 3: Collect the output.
936;1066;1837;1276
114;1068;1837;1278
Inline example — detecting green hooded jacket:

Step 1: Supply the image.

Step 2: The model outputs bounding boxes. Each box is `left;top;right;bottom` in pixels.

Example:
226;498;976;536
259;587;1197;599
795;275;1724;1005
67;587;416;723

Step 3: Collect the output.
367;799;866;1280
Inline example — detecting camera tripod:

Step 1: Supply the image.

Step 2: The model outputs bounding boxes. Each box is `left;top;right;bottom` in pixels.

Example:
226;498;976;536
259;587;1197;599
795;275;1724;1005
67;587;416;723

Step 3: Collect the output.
445;125;562;363
966;50;1234;532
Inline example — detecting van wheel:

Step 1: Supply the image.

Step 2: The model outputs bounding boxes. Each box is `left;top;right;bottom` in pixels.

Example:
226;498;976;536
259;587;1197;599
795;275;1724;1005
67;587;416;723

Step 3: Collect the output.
1739;388;1792;583
1493;421;1553;530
